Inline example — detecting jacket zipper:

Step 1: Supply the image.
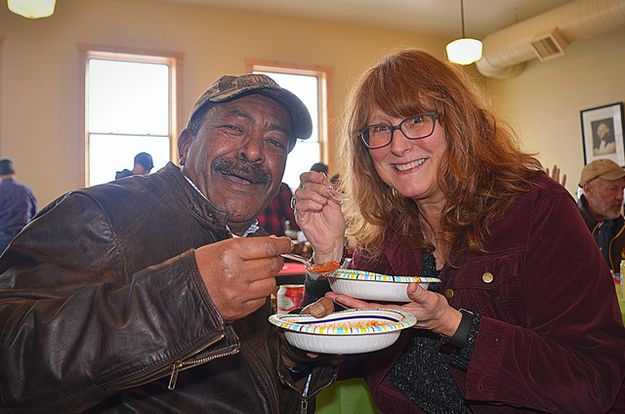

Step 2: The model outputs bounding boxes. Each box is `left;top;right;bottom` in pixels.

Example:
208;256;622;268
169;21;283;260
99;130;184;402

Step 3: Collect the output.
167;349;239;391
278;363;337;413
168;333;239;390
300;373;312;414
167;345;239;390
114;332;235;391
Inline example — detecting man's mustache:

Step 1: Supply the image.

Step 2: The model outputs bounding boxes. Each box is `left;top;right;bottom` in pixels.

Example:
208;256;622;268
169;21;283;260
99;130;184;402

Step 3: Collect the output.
213;158;271;185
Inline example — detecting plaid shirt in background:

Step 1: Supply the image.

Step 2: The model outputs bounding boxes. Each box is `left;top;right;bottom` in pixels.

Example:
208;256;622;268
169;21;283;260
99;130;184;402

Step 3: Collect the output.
257;182;299;236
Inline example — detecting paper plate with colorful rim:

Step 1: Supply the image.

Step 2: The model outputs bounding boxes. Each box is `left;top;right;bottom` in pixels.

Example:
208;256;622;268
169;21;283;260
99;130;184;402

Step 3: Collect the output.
269;308;416;354
328;269;441;302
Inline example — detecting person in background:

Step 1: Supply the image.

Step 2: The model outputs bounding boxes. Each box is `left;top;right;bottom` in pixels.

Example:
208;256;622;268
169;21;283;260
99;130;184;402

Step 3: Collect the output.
0;74;336;413
310;162;328;175
0;159;37;253
115;151;154;179
257;181;299;236
545;164;567;188
577;158;625;271
295;49;625;413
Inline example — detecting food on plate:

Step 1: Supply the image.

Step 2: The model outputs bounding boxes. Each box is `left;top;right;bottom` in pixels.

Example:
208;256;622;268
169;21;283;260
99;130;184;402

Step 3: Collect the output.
306;319;385;330
269;309;417;353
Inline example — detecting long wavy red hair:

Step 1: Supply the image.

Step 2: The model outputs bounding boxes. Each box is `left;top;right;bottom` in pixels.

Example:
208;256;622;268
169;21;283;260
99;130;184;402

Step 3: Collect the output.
338;49;544;263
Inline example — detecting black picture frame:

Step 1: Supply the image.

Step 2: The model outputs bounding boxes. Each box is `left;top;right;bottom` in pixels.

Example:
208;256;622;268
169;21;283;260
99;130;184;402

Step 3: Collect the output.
580;102;625;166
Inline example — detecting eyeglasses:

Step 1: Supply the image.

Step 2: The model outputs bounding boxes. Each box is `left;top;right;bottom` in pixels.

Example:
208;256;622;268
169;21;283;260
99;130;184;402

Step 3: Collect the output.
357;112;438;149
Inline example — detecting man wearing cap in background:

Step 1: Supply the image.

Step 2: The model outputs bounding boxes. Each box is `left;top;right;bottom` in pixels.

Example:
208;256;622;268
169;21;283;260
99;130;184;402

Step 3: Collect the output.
0;74;335;413
114;151;155;179
578;158;625;271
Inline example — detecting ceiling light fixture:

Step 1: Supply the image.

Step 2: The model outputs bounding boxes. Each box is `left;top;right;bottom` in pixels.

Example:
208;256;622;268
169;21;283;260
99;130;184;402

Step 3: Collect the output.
446;0;482;65
7;0;56;19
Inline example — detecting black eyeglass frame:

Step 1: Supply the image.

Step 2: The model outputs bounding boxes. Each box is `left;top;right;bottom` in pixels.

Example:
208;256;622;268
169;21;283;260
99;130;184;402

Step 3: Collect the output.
357;112;439;149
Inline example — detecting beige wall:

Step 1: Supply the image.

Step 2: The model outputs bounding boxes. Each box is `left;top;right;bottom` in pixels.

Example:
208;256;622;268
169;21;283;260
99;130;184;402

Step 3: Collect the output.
0;0;444;206
487;30;625;194
1;0;624;207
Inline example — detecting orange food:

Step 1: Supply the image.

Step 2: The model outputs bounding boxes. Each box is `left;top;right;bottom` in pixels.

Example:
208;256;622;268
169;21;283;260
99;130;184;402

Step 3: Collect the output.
308;260;341;274
315;320;385;330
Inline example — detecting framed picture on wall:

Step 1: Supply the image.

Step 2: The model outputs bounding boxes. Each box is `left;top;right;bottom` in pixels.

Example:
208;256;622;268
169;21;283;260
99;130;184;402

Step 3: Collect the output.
580;102;625;166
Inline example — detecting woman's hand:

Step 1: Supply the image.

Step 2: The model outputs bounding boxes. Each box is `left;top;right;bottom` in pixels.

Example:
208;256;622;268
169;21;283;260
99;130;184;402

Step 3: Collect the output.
293;171;346;262
326;283;462;337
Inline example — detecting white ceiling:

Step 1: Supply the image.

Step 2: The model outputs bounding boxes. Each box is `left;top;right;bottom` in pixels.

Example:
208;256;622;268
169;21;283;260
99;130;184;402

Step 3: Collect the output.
148;0;573;38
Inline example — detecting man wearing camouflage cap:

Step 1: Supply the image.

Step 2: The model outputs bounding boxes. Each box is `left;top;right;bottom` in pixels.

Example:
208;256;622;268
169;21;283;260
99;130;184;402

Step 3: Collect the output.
578;158;625;271
0;74;335;412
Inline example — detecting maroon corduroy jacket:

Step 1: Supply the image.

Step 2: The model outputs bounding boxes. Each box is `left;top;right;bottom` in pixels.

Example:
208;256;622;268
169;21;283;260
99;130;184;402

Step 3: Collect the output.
347;175;625;413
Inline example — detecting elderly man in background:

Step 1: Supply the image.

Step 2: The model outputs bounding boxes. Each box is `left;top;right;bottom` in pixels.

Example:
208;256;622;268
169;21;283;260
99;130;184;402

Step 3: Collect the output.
0;159;37;253
0;74;335;413
578;158;625;271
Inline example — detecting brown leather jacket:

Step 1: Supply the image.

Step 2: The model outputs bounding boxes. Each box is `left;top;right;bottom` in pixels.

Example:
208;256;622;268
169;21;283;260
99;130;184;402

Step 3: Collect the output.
0;163;335;413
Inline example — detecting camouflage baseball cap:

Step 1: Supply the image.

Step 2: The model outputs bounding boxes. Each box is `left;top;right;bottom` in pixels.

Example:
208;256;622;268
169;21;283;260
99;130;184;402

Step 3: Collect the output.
188;73;312;151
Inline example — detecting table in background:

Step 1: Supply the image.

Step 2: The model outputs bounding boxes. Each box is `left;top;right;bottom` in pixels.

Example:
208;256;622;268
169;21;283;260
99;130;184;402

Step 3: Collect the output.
277;262;306;285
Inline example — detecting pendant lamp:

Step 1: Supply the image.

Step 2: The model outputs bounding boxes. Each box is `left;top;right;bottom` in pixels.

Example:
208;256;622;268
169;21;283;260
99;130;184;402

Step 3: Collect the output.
446;0;482;65
8;0;56;19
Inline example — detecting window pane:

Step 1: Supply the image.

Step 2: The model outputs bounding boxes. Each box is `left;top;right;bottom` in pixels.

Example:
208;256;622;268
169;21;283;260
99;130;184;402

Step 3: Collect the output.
253;70;323;189
89;134;170;186
88;59;169;135
255;71;319;143
283;141;322;190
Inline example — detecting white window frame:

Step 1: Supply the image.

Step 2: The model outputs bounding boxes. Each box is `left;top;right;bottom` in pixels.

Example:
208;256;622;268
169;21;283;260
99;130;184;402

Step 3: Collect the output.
79;45;183;187
245;59;332;181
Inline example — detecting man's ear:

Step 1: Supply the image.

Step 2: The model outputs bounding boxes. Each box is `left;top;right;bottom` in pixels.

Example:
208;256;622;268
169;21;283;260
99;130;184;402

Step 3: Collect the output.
178;129;193;165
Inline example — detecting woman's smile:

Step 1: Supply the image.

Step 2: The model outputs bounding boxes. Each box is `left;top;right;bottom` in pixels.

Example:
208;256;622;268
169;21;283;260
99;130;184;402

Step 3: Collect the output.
392;158;426;172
